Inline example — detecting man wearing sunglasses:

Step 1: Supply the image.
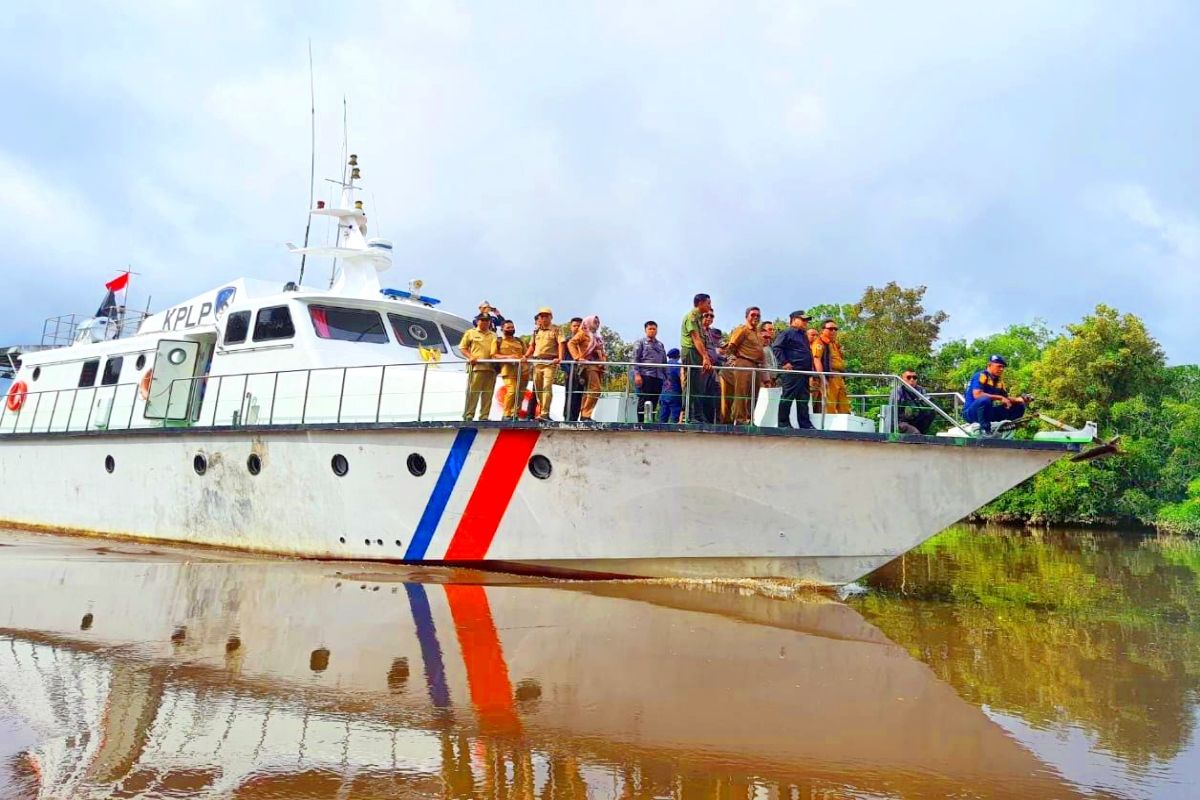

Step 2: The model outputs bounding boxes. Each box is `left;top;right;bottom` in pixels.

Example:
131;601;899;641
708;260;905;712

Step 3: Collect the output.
811;319;850;414
890;370;935;434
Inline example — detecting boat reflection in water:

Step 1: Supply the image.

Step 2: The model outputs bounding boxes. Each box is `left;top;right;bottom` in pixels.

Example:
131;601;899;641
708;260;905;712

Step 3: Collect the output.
0;531;1080;799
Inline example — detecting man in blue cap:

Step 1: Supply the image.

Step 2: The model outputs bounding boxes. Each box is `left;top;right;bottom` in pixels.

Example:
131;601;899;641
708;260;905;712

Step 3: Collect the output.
963;355;1028;433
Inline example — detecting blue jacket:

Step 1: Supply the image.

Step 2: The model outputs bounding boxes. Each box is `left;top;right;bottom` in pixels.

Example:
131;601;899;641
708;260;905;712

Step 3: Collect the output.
965;368;1007;412
662;359;683;397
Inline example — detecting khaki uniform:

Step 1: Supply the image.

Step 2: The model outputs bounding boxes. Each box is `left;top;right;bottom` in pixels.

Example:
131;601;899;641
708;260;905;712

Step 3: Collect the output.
567;330;605;420
529;327;563;419
496;335;528;418
724;323;765;424
459;328;498;421
811;335;850;414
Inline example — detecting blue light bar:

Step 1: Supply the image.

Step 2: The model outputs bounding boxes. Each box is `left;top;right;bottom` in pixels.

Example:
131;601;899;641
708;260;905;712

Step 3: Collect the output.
381;288;441;306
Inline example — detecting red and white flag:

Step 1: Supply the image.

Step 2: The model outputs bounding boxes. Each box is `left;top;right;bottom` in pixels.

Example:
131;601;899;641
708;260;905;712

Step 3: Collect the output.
106;272;130;292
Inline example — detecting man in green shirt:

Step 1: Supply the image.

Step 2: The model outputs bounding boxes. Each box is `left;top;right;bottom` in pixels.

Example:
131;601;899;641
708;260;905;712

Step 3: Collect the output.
680;293;714;423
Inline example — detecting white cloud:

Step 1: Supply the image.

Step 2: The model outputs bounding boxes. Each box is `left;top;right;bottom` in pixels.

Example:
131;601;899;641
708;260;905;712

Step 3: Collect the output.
1102;183;1200;260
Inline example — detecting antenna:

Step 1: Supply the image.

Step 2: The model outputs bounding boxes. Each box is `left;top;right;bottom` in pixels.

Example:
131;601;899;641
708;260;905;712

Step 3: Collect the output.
297;40;317;287
330;96;349;288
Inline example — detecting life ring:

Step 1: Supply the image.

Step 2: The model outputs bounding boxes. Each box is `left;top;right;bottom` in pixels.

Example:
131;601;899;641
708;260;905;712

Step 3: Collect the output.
139;370;153;401
5;381;27;412
494;385;535;418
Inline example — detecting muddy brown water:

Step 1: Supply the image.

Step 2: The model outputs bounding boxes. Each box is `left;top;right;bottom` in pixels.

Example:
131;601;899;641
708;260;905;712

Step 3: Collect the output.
0;525;1195;799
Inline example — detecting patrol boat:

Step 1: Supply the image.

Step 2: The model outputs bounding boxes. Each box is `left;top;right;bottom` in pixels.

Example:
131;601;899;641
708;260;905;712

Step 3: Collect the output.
0;157;1080;585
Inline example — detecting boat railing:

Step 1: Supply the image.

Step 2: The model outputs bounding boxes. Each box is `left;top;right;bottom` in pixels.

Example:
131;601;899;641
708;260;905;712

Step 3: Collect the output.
0;357;965;436
847;390;965;417
41;311;151;348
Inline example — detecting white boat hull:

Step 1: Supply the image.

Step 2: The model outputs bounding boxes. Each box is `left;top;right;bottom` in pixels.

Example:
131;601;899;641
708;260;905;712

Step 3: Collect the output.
0;423;1071;585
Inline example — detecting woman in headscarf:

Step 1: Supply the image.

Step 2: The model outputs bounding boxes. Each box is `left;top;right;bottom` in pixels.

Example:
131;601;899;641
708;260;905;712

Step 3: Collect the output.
566;314;606;421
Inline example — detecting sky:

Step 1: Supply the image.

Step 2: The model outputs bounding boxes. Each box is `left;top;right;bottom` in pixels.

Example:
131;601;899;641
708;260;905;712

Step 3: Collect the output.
1;1;1197;363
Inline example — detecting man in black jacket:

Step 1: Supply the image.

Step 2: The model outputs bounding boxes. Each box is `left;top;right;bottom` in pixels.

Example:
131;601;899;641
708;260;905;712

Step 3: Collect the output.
771;310;816;429
890;370;936;434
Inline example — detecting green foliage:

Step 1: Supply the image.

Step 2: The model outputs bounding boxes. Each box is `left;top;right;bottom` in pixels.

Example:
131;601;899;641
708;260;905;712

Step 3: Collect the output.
887;353;923;375
929;320;1052;395
842;282;948;375
1031;304;1166;428
1157;479;1200;535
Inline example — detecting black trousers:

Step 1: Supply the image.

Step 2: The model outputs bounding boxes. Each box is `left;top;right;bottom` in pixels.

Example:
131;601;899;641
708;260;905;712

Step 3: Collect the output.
636;376;663;422
778;372;814;429
899;409;935;434
563;363;583;422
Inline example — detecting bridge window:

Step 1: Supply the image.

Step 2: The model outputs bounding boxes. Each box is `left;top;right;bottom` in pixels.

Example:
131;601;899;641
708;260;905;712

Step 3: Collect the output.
101;356;123;386
441;322;471;358
78;359;100;388
310;305;389;344
388;314;446;352
224;311;250;345
253;306;295;342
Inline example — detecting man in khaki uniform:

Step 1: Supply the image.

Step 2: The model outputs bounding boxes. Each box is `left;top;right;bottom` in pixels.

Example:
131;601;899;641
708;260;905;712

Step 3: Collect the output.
525;307;564;421
460;314;499;421
811;318;850;414
723;306;766;425
494;320;528;419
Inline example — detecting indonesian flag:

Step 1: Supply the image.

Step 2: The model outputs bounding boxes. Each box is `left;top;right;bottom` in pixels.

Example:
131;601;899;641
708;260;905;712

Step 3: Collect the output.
106;272;130;292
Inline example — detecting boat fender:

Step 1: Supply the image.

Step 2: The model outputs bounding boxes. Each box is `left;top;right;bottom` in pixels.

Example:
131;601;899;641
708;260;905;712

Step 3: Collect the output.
5;381;27;412
139;370;153;400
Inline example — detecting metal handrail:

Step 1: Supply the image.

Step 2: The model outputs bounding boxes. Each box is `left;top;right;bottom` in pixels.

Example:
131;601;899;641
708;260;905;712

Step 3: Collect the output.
0;356;968;436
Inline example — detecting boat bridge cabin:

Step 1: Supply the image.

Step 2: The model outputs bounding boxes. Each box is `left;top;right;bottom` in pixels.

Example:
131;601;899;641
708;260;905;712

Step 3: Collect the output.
2;277;479;433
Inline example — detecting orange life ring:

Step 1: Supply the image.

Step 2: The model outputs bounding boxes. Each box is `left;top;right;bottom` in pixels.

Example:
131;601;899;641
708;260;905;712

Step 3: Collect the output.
5;381;27;412
139;369;153;400
494;385;535;418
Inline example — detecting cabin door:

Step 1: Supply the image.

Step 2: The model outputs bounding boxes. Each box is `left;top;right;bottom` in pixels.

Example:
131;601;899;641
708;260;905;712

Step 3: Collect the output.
144;340;200;420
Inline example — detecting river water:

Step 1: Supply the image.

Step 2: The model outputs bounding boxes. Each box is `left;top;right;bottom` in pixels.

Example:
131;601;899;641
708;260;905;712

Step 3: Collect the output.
0;526;1195;799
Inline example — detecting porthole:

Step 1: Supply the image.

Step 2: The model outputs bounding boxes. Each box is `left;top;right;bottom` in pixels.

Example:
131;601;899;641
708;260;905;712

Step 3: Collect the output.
247;453;262;475
364;538;371;546
80;613;94;631
167;347;188;366
406;453;427;477
375;538;383;546
528;454;552;479
193;454;207;475
104;455;115;474
331;454;349;476
31;367;41;381
135;354;146;370
338;536;346;544
310;647;330;673
394;539;402;547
